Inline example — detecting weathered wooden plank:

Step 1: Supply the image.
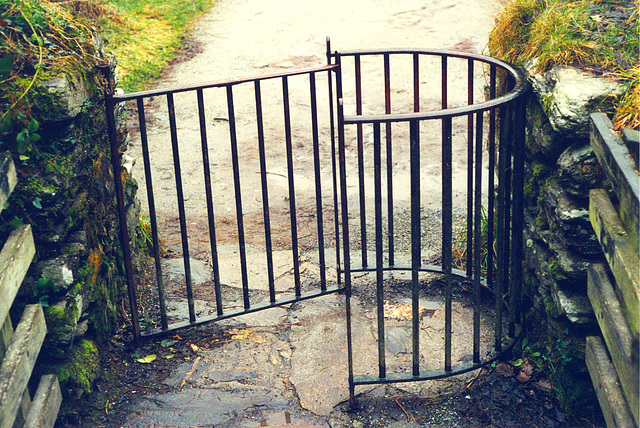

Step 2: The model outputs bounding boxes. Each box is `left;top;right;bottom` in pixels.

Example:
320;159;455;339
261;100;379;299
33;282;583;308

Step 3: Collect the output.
0;305;47;428
0;153;17;216
588;264;639;424
0;224;36;328
586;336;635;428
590;189;640;336
23;375;62;428
590;113;640;247
0;317;12;363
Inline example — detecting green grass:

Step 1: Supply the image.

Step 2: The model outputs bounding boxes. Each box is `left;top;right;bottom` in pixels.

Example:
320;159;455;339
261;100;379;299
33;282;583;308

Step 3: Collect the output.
90;0;215;92
489;0;639;129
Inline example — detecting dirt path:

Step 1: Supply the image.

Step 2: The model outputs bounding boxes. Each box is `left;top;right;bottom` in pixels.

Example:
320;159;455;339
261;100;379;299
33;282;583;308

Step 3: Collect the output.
100;1;570;427
126;0;499;259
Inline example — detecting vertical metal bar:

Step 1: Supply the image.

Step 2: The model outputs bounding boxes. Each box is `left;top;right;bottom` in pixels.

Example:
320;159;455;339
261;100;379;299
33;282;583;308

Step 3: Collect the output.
336;57;355;405
327;40;342;285
197;89;223;316
282;76;302;297
355;54;367;267
487;65;497;289
473;110;483;364
336;53;354;404
384;53;394;266
495;104;508;351
466;59;474;278
413;53;420;112
105;94;141;341
255;81;276;304
167;93;195;323
442;55;453;372
410;119;421;377
374;122;386;379
504;103;515;337
510;97;527;335
226;85;250;309
136;98;168;330
412;58;421;375
441;55;448;110
310;73;327;291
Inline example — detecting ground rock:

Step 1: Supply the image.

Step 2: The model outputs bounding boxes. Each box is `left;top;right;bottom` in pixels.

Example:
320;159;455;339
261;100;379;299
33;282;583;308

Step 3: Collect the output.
525;62;625;137
40;74;88;122
553;287;594;325
556;143;605;198
540;179;600;255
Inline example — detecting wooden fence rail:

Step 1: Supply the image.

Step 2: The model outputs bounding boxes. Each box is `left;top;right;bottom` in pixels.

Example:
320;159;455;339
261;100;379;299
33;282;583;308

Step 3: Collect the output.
0;152;62;428
587;114;639;428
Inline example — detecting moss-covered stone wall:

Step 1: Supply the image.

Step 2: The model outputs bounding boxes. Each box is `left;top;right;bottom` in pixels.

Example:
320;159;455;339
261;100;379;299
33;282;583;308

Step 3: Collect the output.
0;0;138;396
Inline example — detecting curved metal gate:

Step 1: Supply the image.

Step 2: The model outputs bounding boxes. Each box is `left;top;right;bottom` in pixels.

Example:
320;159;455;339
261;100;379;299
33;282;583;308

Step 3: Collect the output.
328;47;528;402
106;40;529;402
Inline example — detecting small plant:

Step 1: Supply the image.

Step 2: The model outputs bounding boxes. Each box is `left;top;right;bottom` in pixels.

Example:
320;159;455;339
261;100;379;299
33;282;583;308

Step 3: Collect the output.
452;205;496;277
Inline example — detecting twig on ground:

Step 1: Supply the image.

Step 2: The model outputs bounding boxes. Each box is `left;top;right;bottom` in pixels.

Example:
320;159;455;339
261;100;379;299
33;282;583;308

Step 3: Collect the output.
394;396;416;424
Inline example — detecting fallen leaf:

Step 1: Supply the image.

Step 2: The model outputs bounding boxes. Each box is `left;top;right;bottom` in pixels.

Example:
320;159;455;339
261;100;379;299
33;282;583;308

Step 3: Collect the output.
229;328;265;344
190;343;200;352
496;362;515;377
135;354;157;363
164;354;175;359
160;339;178;348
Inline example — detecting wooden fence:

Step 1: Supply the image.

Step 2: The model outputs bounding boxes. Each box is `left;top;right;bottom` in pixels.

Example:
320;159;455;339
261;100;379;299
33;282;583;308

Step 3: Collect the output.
0;152;62;428
587;113;639;428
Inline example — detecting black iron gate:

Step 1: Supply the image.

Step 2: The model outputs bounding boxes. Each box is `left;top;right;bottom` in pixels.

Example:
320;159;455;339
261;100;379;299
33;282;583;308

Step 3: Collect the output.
106;40;528;402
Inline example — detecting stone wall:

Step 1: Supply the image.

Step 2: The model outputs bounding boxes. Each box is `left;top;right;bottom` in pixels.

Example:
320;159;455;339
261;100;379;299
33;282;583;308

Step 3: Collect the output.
1;42;138;395
521;62;627;329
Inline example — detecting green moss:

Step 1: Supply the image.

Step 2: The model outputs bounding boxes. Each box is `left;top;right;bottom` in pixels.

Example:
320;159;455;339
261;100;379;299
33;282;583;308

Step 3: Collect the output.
544;294;561;319
49;339;100;392
535;211;548;228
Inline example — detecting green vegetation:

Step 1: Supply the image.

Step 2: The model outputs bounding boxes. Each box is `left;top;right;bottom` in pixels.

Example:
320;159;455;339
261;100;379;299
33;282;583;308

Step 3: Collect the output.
489;0;639;130
86;0;215;92
513;335;602;425
452;206;496;276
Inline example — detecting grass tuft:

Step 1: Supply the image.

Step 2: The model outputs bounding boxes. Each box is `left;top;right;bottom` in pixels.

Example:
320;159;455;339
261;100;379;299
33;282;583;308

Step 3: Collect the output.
89;0;215;92
490;0;639;130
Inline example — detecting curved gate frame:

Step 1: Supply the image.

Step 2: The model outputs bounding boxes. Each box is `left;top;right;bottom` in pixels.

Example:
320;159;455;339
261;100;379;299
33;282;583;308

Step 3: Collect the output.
105;39;529;404
327;43;529;402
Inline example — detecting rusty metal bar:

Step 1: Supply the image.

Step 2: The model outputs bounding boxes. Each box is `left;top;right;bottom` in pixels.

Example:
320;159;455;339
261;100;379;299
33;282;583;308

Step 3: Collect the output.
105;93;141;341
510;97;527;333
335;51;355;404
196;89;223;316
136;98;167;330
374;122;386;379
413;53;420;112
410;119;421;376
495;104;508;351
310;73;327;290
167;93;195;323
254;81;276;304
384;53;394;266
327;38;342;285
466;58;474;277
487;64;497;289
226;85;250;309
112;64;339;101
441;54;454;372
355;54;367;267
473;110;484;364
282;76;302;297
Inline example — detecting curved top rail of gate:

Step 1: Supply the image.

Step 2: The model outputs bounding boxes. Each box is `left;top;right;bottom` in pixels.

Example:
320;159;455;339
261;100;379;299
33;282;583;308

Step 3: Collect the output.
329;48;528;123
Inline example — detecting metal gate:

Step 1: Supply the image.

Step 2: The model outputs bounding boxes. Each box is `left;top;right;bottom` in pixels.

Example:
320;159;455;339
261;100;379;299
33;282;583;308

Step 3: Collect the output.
106;40;529;402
